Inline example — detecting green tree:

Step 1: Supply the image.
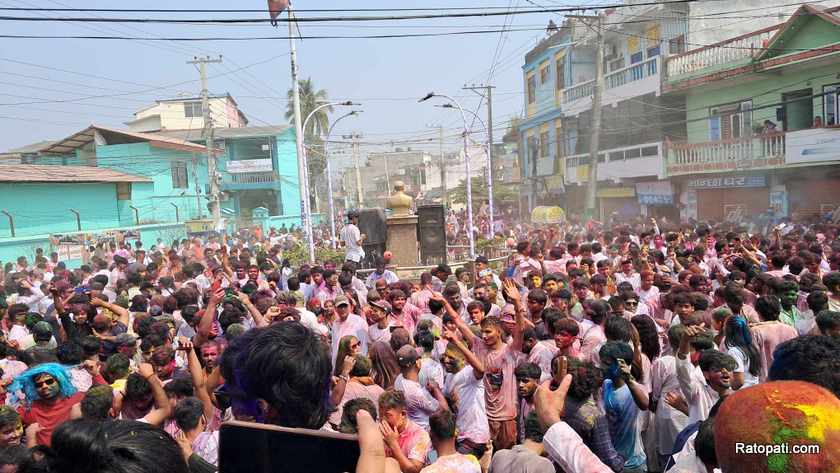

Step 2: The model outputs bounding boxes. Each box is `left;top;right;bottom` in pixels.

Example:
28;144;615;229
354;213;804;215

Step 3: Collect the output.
285;78;331;177
450;175;518;206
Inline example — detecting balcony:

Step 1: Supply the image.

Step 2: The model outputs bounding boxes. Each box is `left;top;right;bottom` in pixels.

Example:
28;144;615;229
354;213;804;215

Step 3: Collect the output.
222;171;279;190
666;26;779;83
666;132;785;176
562;56;660;116
564;141;665;185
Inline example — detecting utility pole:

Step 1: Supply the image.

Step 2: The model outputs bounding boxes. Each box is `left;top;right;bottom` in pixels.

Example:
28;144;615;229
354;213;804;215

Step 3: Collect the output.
286;8;315;262
187;55;223;227
438;125;446;207
463;84;496;237
345;133;364;207
583;15;604;221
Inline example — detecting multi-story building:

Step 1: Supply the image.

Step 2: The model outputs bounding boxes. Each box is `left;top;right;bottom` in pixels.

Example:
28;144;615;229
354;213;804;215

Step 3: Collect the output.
520;4;689;219
663;4;840;221
126;94;248;133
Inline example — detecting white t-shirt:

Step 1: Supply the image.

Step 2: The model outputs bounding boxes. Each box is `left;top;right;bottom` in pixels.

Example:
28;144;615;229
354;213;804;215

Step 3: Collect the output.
394;375;439;431
340;224;364;262
726;346;758;388
444;366;490;444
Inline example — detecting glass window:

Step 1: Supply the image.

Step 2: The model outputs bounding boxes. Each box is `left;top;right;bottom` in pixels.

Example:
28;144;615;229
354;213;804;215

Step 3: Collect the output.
555;58;565;90
824;84;840;126
540;131;550;157
116;183;131;200
540;63;550;84
184;102;203;118
171;161;189;189
669;35;686;55
527;76;536;104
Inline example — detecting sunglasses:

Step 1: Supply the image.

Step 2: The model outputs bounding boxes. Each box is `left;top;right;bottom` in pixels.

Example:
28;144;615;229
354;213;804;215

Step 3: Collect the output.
625;301;639;306
35;378;56;388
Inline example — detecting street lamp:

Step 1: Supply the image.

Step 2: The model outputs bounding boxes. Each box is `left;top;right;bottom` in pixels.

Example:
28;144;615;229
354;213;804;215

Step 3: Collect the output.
324;110;362;249
437;103;495;239
299;100;358;262
420;92;476;259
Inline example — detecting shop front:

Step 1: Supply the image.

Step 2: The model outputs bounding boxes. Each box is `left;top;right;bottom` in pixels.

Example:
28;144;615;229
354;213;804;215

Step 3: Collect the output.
597;187;639;221
680;174;769;222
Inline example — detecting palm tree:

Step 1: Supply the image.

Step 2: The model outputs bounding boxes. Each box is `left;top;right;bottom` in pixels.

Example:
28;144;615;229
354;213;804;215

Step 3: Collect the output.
286;78;332;212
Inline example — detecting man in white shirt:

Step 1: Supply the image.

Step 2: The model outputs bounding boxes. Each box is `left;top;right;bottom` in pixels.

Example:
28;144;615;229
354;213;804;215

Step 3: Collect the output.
340;210;366;264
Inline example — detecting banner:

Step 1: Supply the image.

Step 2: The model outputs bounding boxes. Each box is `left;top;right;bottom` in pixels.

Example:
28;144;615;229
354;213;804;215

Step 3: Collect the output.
687;175;766;189
268;0;290;25
636;181;673;205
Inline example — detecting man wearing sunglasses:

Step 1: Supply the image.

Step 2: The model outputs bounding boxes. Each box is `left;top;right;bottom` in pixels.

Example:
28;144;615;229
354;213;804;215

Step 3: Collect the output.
8;363;83;447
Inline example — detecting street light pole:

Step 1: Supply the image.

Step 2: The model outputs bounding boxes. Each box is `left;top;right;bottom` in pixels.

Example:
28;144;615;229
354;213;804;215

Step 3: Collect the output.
324;110;362;249
420;92;475;259
437;104;494;240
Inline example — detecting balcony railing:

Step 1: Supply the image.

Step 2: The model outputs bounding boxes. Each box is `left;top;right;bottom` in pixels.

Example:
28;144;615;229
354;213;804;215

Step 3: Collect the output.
564;141;664;184
563;56;660;105
666;25;779;79
227;171;277;184
666;132;785;175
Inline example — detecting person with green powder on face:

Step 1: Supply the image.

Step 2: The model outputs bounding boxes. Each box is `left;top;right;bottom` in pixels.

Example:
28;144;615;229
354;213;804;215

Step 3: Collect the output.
774;279;800;328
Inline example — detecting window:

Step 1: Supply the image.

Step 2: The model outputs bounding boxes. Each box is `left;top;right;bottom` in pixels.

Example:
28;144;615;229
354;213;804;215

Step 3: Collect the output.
824;84;840;125
709;101;753;140
609;57;626;72
540;131;550;157
540;62;550;84
555;57;565;90
669;35;686;55
171;161;189;189
527;75;536;104
184;101;203;118
556;125;563;159
116;182;131;200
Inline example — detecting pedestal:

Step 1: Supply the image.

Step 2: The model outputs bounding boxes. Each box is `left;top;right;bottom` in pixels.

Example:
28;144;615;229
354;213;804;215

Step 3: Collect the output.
386;214;419;267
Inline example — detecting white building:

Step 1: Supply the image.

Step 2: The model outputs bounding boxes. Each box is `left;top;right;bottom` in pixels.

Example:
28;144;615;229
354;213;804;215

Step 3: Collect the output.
126;94;248;133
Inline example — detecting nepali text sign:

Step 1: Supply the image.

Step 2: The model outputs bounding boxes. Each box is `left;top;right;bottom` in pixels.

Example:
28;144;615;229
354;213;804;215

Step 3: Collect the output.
226;159;273;173
687;175;766;189
636;181;673;205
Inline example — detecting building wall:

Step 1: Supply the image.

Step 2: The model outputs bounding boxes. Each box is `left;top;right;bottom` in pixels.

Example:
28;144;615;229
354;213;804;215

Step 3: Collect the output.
683;63;840;143
95;142;209;222
131;98;234;131
0;182;123;237
274;127;302;217
688;0;840;47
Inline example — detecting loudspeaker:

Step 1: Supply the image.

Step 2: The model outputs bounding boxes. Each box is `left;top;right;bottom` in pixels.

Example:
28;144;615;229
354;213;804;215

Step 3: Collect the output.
357;208;387;245
417;205;446;264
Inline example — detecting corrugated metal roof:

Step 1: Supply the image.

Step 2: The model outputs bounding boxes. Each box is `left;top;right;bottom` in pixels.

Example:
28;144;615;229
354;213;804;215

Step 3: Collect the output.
155;125;291;141
0;164;152;183
40;125;208;155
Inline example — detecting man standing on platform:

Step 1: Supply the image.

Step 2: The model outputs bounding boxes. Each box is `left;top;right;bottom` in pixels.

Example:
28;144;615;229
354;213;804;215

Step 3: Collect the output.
341;210;366;264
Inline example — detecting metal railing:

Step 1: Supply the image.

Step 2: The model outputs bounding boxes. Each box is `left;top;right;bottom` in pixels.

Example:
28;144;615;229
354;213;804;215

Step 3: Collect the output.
666;26;779;78
666;132;785;174
227;172;277;184
563;56;660;104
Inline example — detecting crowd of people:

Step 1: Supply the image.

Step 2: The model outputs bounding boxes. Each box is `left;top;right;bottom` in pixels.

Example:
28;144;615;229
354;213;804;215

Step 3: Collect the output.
0;213;839;473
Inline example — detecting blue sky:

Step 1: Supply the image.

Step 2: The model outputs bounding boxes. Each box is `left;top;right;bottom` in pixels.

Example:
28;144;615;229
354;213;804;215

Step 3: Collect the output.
0;0;572;158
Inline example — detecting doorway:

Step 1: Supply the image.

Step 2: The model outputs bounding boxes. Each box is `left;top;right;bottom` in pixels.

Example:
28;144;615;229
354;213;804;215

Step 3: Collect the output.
782;89;813;131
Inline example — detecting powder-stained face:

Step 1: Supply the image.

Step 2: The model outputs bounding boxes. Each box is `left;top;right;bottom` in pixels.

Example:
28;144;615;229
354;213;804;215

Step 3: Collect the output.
34;374;60;401
0;421;22;446
780;289;798;308
705;367;732;390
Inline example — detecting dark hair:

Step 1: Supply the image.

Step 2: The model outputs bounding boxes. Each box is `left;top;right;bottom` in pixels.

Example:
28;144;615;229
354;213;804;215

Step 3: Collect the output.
378;388;406;411
604;316;632;343
723;316;761;376
163;378;194;399
768;335;840;397
123;373;151;402
56;343;84;365
527;288;548;305
523;411;545;443
220;322;332;429
104;354;130;384
755;295;781;321
698;349;737;373
174;397;204;432
694;419;717;467
553;317;580;336
350;355;372;378
80;336;101;359
80;385;114;420
807;291;829;313
589;300;611;325
823;272;840;291
564;358;603;401
514;362;541;381
0;406;20;431
428;298;445;315
338;398;377;434
428;409;456;441
816;310;840;334
631;315;661;361
599;341;633;364
389;328;411;353
49;419;189;473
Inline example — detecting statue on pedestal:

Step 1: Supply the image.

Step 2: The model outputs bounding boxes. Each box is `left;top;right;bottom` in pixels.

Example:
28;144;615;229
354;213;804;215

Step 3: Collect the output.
386;180;413;216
